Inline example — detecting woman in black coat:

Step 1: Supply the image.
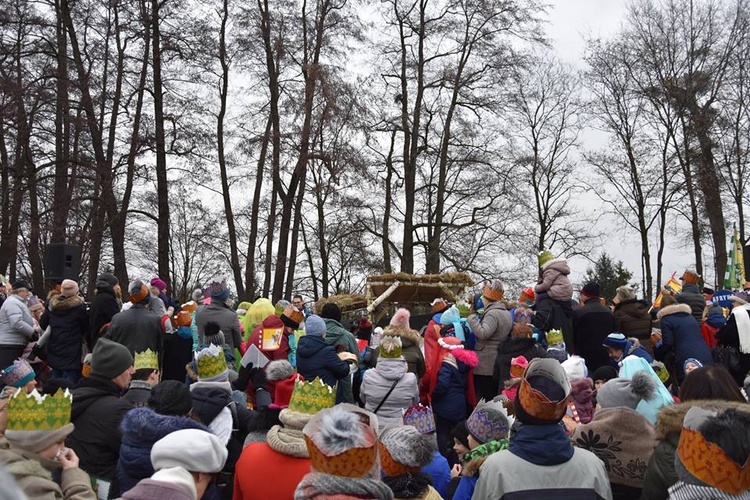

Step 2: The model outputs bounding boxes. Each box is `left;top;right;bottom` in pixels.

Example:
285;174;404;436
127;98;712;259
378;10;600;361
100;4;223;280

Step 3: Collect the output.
88;273;121;349
39;280;89;384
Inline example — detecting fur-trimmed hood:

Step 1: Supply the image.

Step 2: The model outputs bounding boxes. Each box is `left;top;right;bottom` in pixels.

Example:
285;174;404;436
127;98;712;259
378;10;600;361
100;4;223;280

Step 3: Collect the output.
452;348;479;369
119;407;206;448
656;303;692;319
382;325;422;347
49;293;85;312
654;399;750;440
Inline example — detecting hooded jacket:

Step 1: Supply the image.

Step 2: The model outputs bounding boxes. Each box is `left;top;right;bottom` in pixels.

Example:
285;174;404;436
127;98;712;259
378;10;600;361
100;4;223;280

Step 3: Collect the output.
68;374;134;481
467;300;512;376
474;423;613;499
675;284;707;324
376;325;426;379
40;295;89;371
0;447;96;500
432;349;479;423
0;294;36;346
535;258;574;302
322;318;360;403
88;285;120;349
360;357;419;425
613;299;653;342
247;315;290;362
700;309;726;349
295;335;350;394
117;408;207;495
655;304;713;381
104;304;163;355
641;400;750;500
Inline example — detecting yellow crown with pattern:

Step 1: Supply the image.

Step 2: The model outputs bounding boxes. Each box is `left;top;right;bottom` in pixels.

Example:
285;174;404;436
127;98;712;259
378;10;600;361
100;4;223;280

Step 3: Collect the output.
134;348;159;371
6;389;72;431
195;344;228;380
288;378;336;415
546;329;564;346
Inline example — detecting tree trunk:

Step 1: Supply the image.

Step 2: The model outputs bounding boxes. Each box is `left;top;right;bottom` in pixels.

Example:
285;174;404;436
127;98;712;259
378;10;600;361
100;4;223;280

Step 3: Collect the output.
52;0;70;244
284;175;306;298
382;129;395;273
245;117;271;299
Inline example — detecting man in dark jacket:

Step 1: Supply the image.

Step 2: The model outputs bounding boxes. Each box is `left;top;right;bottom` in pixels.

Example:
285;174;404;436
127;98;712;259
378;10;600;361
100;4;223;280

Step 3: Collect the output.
319;303;359;403
105;280;164;356
67;338;135;496
572;282;616;373
296;315;352;398
194;277;242;357
675;269;707;324
88;272;121;349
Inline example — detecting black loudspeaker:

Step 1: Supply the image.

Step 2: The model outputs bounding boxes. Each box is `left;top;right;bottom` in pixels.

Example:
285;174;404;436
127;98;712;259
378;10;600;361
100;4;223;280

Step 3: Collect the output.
44;244;82;281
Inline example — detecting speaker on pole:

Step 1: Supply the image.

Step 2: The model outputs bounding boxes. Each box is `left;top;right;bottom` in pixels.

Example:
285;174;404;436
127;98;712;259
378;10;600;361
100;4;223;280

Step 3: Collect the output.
44;244;82;282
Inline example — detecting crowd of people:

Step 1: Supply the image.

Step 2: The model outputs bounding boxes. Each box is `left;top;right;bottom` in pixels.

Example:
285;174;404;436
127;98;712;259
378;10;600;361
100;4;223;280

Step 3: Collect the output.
0;256;749;500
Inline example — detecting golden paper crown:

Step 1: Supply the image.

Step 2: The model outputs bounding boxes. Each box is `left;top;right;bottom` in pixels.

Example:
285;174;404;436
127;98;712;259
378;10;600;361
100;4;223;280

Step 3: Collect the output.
6;389;72;431
517;377;568;421
288;378;336;415
378;442;419;476
546;329;564;346
195;344;228;380
678;427;750;494
305;434;377;478
134;348;159;371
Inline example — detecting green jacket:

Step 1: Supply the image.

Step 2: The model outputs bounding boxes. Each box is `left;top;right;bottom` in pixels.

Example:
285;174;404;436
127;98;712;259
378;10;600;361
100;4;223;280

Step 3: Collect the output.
322;318;358;404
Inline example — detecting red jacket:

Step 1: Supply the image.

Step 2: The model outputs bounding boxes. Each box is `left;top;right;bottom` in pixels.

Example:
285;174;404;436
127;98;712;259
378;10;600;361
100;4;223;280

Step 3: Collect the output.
233;442;311;500
246;315;291;362
700;322;720;349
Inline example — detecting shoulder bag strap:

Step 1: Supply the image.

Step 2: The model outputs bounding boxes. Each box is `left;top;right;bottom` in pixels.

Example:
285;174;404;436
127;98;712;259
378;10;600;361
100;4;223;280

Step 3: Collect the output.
373;379;400;414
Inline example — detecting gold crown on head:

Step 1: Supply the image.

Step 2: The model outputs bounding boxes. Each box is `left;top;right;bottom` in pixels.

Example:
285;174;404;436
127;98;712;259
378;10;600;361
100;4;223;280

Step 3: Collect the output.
134;348;159;371
7;389;72;432
546;329;564;346
288;378;336;415
195;344;227;379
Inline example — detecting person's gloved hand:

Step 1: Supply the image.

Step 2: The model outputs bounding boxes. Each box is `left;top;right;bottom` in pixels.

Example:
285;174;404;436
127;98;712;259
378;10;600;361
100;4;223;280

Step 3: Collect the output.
232;362;253;392
250;367;268;393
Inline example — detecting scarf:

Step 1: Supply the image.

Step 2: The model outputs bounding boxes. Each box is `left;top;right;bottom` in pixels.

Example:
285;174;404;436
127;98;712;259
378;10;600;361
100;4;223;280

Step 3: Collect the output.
294;472;394;500
732;305;750;354
508;423;574;466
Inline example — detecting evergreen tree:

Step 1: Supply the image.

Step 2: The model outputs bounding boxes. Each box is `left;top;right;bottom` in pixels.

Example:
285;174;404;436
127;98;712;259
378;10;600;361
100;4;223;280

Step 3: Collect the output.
583;253;634;303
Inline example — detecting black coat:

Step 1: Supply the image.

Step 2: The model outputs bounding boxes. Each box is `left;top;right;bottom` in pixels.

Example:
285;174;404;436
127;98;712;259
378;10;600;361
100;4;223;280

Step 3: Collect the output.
104;304;163;355
715;309;750;385
88;286;120;349
532;297;574;351
572;298;617;372
67;374;134;481
495;337;548;383
40;295;89;371
675;284;706;324
296;335;350;390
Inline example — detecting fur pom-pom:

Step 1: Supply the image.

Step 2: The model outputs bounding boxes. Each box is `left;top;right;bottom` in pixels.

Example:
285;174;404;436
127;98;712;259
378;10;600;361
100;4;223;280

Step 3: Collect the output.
265;360;294;381
452;348;479;369
630;371;656;401
389;308;411;328
316;406;366;455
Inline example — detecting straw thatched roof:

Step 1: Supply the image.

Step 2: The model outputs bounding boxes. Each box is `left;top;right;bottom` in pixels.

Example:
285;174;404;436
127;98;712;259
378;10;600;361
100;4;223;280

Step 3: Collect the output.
366;272;474;305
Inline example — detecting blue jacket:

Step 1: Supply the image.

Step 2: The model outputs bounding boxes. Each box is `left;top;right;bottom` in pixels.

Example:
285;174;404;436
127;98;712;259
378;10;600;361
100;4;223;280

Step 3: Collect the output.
296;335;350;390
40;295;89;371
432;358;473;423
421;450;450;497
656;303;713;380
117;408;206;494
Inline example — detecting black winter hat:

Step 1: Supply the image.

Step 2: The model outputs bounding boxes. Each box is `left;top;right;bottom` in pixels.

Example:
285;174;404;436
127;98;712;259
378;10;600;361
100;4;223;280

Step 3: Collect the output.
11;280;32;291
90;338;133;379
581;281;601;298
320;303;342;323
149;380;193;416
97;273;119;288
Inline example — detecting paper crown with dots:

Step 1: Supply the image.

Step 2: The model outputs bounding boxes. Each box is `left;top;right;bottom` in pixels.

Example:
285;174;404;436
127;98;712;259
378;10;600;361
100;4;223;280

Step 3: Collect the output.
6;389;72;432
546;329;564;346
287;378;336;415
402;404;436;434
195;344;228;380
134;348;159;371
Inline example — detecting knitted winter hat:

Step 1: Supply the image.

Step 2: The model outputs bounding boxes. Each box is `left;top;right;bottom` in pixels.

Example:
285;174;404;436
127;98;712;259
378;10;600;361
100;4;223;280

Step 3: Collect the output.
305;315;327;337
596;372;656;410
97;272;119;288
602;333;629;352
590;365;619;384
482;279;505;302
208;276;230;301
389;308;411;329
378;425;437;476
515;358;571;425
266;360;299;409
150;277;167;292
90;338;133;379
303;405;379;478
451;420;470;449
0;358;35;388
204;321;226;346
358;317;373;331
616;285;636;302
149;380;193;416
151;429;228;473
581;281;601;298
683;358;703;373
465;399;511;444
538;250;554;267
60;279;79;297
379;335;403;359
128;279;149;304
561;355;588;381
320;303;342;322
